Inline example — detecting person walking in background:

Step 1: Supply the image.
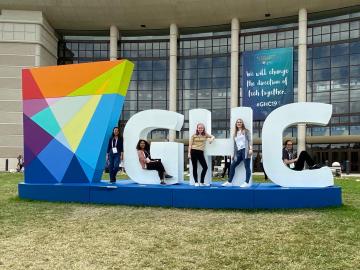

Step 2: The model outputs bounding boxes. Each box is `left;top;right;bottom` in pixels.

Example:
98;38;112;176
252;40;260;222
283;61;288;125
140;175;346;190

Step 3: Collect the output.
106;127;123;183
222;156;231;178
16;155;24;172
188;123;215;187
222;118;252;188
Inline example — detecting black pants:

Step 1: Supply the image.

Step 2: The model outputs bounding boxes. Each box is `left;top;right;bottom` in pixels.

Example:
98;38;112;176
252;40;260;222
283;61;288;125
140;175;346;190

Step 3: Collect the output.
147;161;165;180
222;164;230;178
191;149;208;183
294;151;315;171
260;163;268;180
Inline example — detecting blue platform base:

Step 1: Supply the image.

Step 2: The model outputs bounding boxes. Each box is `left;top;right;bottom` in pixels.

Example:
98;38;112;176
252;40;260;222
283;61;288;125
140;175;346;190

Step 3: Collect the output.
18;181;342;209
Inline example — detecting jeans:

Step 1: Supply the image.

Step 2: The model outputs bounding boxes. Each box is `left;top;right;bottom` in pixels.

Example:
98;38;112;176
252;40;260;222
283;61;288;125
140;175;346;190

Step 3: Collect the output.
109;152;120;182
228;148;251;183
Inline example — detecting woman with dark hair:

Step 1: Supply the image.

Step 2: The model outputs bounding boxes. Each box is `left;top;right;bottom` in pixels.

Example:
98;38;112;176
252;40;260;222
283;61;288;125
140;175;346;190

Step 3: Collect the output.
222;118;252;187
188;123;215;187
106;127;123;183
136;139;172;185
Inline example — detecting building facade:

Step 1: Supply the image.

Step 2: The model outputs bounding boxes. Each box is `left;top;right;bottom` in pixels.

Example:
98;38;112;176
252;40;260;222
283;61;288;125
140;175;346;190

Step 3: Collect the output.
0;1;360;172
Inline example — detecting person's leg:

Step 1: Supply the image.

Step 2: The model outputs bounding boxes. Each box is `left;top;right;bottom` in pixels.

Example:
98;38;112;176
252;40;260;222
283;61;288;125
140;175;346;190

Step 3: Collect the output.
197;151;208;184
228;150;243;183
191;150;199;183
294;151;315;170
222;165;227;178
112;154;120;181
147;162;165;180
244;158;251;183
108;153;115;181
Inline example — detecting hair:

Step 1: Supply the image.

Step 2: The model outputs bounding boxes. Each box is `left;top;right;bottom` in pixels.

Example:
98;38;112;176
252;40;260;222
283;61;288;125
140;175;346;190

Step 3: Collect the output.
136;139;150;152
195;123;206;136
284;139;293;146
111;127;120;138
233;118;248;137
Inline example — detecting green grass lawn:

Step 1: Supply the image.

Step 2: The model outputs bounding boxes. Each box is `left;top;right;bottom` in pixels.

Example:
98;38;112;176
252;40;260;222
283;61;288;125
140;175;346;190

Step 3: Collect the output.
0;173;359;270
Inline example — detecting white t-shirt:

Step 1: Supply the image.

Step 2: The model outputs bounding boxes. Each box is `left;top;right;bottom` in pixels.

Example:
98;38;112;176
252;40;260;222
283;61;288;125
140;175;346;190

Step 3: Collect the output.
235;131;246;150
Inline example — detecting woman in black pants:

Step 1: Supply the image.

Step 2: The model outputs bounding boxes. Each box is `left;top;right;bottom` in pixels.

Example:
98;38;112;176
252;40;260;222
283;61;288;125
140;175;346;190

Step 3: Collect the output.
137;139;172;185
188;123;215;187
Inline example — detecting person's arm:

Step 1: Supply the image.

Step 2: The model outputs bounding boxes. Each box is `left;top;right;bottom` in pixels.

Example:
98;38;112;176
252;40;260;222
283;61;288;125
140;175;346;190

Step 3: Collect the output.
106;138;111;160
282;149;298;165
248;131;253;156
188;136;193;159
137;150;147;169
119;137;124;160
206;133;215;143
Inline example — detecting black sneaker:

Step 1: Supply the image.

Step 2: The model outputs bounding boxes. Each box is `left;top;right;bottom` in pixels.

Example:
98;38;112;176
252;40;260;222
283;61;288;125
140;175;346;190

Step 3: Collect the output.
309;164;322;170
164;174;173;179
160;180;166;185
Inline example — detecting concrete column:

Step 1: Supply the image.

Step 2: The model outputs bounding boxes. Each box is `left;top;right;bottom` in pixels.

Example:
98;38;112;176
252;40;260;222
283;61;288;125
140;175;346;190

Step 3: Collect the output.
297;8;307;152
169;23;178;141
110;25;119;60
231;18;240;108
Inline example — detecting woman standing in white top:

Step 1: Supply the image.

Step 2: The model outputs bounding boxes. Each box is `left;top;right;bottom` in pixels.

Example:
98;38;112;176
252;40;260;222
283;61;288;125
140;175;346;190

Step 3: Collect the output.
222;118;252;187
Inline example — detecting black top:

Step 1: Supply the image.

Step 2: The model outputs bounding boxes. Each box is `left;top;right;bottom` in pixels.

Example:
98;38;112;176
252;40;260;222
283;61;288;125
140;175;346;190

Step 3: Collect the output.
282;148;297;167
107;136;124;154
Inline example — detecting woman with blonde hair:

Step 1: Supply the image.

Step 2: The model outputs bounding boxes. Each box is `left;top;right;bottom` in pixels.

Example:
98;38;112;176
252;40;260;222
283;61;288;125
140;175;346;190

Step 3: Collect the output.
188;123;214;187
222;118;252;187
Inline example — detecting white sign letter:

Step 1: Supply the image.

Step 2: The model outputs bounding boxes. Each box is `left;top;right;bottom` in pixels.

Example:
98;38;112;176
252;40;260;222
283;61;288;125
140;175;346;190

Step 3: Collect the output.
262;102;333;187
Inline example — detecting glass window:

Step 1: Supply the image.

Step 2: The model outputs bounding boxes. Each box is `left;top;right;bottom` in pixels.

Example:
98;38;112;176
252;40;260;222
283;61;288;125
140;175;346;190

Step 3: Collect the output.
332;102;349;114
313;46;330;58
313;58;330;69
331;67;349;79
331;43;349;55
312;92;330;103
331;55;349;67
350;54;360;65
331;91;348;102
331;126;348;135
350;41;360;54
313;69;331;81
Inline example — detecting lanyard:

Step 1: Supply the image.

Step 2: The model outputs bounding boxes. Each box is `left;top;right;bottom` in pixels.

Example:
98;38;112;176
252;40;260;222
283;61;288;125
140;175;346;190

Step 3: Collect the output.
112;137;118;148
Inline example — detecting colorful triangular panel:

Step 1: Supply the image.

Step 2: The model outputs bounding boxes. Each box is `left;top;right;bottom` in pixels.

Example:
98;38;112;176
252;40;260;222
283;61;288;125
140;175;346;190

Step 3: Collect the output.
31;107;61;138
22;69;44;100
23;115;53;157
49;96;91;128
69;60;134;97
55;131;72;152
24;156;58;184
23;98;49;118
37;138;74;181
62;95;101;152
29;60;123;98
22;60;134;184
61;156;89;183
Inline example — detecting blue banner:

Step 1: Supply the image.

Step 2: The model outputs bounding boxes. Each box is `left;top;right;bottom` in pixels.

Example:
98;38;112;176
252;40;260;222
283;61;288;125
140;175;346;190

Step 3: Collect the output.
242;47;293;120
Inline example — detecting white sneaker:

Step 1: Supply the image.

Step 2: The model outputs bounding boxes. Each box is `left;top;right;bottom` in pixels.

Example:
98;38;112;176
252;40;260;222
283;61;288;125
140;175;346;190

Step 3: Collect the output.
240;182;251;188
194;183;200;187
222;181;232;187
199;183;205;186
203;183;210;187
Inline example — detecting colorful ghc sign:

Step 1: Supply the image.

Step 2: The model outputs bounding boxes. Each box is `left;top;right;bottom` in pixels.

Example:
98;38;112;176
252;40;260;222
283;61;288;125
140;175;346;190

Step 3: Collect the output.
21;60;333;190
124;103;334;188
22;60;134;184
